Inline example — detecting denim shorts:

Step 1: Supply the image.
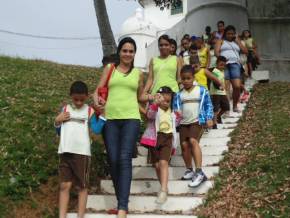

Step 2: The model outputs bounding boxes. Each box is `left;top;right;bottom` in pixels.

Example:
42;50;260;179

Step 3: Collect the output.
225;63;241;80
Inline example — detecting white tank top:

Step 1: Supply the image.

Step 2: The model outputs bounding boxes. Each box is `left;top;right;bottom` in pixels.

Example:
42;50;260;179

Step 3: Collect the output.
58;104;91;156
220;40;240;64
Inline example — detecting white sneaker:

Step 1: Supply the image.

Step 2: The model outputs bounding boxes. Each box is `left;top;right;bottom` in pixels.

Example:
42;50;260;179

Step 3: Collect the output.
155;190;168;204
188;171;207;188
181;169;194;180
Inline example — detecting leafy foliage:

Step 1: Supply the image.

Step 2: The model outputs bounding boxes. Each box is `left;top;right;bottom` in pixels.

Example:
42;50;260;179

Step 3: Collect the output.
153;0;182;10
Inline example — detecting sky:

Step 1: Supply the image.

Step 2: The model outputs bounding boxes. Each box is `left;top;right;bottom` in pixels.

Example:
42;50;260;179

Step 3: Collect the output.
0;0;140;67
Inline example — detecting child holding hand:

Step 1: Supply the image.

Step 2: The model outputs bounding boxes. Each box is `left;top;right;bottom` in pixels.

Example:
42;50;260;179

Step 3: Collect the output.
141;86;180;204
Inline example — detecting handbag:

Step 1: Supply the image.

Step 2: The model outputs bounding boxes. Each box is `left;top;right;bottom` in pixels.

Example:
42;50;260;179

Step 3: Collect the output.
98;64;115;101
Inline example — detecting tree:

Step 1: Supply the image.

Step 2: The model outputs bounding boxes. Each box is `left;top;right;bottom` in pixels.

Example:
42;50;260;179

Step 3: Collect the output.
153;0;182;10
93;0;117;57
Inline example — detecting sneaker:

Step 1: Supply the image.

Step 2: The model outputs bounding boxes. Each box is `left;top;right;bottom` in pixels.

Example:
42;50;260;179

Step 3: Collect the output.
181;169;194;180
212;124;218;129
155;190;168;204
188;170;207;188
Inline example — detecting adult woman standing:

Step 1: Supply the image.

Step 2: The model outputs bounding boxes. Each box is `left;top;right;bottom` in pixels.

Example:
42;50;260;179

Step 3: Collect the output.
215;25;248;112
94;37;143;218
142;35;182;100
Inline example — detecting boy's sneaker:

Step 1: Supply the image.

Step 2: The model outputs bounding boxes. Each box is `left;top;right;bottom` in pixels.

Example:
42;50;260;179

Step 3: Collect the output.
212;124;218;129
155;190;168;204
188;170;207;188
181;168;194;180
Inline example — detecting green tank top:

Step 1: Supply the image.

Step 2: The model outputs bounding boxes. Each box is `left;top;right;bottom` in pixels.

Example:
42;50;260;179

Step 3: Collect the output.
105;66;141;120
151;55;179;94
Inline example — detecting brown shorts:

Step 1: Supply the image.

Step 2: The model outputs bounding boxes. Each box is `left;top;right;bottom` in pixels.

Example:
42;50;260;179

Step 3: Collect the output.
211;95;230;113
149;132;173;164
59;153;90;189
179;122;204;144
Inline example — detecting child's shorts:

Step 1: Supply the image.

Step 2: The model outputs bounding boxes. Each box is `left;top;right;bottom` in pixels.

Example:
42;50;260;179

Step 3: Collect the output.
179;122;204;144
59;153;90;189
211;95;230;112
149;132;173;164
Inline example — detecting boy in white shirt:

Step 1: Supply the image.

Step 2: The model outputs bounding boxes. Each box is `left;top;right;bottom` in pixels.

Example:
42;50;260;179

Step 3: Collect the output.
55;81;105;218
175;65;214;187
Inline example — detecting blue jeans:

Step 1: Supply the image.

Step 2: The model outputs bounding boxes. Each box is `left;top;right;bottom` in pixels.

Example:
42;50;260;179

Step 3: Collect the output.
225;63;241;80
103;119;140;211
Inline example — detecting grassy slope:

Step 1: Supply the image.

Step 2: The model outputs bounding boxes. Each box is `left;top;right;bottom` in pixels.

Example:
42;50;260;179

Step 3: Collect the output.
197;82;290;217
0;56;105;217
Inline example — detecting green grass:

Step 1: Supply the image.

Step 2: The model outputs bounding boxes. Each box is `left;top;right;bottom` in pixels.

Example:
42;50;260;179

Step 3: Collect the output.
0;56;106;217
198;82;290;217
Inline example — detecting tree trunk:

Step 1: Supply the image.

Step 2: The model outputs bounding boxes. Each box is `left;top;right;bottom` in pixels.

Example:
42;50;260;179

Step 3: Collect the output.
93;0;117;57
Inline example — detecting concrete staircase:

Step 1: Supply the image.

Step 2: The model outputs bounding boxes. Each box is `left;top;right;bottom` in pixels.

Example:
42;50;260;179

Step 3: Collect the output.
68;78;257;218
67;109;245;218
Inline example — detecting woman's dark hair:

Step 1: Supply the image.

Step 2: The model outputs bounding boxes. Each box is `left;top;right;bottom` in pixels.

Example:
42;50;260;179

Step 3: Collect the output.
217;20;225;26
170;38;177;48
170;38;177;54
216;56;227;64
183;34;190;40
205;26;211;33
223;25;236;40
70;81;88;95
180;65;195;75
116;37;137;74
158;34;171;45
241;30;252;39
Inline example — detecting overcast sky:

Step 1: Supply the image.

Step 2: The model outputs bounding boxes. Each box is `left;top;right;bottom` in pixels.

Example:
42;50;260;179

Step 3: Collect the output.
0;0;140;67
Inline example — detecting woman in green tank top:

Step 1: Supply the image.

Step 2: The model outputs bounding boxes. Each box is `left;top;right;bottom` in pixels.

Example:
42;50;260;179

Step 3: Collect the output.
93;37;144;218
141;35;182;102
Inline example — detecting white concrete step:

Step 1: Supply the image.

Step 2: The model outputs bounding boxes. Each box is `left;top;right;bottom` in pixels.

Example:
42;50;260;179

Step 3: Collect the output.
222;117;240;124
68;214;197;218
132;166;219;180
101;180;213;195
174;144;229;156
252;70;270;81
200;137;231;146
133;155;223;167
217;123;238;129
225;112;243;118
202;129;233;138
86;195;202;214
138;137;230;156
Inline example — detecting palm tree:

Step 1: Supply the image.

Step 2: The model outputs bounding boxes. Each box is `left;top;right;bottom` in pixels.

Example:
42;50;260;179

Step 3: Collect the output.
93;0;117;57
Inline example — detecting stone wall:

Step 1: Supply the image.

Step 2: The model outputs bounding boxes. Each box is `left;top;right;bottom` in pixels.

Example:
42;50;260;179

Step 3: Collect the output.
247;0;290;81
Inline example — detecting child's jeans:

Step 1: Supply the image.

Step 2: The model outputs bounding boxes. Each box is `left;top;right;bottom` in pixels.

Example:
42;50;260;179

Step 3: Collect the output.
103;119;140;211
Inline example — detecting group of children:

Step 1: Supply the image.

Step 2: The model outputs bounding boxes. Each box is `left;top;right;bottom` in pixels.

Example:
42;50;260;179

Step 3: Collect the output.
54;24;257;216
140;55;229;204
54;58;229;215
